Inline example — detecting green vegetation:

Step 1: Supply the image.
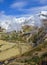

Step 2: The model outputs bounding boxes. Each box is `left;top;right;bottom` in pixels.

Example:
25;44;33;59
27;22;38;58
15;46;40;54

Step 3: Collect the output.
0;26;46;44
0;25;47;65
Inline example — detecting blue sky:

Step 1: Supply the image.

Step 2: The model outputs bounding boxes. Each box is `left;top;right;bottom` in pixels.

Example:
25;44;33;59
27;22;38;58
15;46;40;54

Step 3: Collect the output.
0;0;47;17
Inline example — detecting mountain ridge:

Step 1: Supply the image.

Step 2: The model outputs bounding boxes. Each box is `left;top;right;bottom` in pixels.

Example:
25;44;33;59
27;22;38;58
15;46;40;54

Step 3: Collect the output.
0;11;47;32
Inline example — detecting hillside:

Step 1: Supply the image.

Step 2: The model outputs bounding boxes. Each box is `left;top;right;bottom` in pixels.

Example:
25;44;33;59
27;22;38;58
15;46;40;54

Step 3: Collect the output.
0;11;47;65
0;40;32;62
0;39;47;65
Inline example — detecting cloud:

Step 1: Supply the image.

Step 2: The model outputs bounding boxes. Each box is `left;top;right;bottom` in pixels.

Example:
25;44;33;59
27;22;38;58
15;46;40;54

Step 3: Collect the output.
1;6;46;32
0;6;47;17
0;0;4;3
10;1;27;9
39;0;47;4
0;11;40;32
0;11;5;17
18;6;47;15
28;6;47;14
1;6;47;18
10;0;47;16
0;11;5;14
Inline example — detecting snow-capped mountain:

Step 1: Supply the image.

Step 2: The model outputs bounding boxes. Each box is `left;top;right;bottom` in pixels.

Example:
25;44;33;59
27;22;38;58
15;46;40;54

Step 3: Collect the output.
0;15;27;32
22;15;42;27
0;11;47;32
40;11;47;20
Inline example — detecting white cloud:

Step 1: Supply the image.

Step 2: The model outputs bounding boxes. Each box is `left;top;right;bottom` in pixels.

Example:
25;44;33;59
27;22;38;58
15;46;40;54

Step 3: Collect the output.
0;8;46;32
0;11;5;18
39;0;47;4
0;11;5;14
29;6;47;14
10;1;27;9
0;0;4;3
1;6;47;17
19;6;47;15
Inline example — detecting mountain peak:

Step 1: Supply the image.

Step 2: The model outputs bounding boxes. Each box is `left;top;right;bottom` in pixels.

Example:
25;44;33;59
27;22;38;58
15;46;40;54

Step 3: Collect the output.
40;11;47;20
40;11;47;15
0;11;47;32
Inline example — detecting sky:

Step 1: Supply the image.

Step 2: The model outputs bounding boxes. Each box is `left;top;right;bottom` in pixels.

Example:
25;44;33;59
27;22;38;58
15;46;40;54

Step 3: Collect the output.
0;0;47;31
0;0;47;17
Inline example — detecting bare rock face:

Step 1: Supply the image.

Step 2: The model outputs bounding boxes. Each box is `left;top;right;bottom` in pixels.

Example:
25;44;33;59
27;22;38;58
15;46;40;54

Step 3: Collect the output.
40;11;47;31
0;27;3;32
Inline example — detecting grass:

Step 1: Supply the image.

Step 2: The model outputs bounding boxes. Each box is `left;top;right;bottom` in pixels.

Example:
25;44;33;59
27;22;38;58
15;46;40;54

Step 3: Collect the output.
0;40;47;65
0;40;32;62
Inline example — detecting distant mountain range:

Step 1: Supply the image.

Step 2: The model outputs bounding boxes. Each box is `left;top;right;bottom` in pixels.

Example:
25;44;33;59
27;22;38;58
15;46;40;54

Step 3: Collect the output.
0;11;47;32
